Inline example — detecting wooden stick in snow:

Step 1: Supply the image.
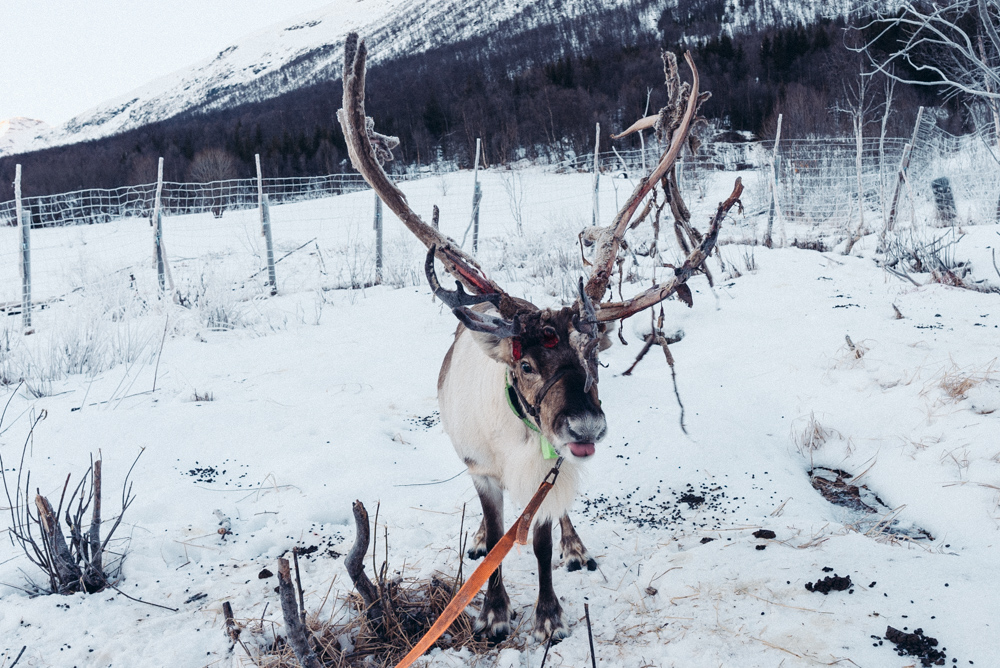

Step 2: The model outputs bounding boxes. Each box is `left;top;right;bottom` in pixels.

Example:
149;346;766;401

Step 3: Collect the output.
35;494;82;591
277;558;322;668
345;500;385;630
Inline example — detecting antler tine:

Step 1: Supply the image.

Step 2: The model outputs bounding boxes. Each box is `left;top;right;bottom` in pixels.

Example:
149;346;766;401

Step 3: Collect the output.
595;177;743;322
584;51;701;304
425;246;520;337
453;308;522;339
571;277;601;392
337;33;502;299
425;246;501;310
573;277;598;335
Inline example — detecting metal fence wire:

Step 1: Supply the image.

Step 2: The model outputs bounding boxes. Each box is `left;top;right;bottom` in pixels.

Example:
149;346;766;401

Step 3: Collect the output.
0;174;372;229
2;122;998;316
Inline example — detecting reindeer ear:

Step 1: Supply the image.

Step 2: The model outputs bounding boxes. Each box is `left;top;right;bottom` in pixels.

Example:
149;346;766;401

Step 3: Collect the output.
597;323;613;351
467;330;517;364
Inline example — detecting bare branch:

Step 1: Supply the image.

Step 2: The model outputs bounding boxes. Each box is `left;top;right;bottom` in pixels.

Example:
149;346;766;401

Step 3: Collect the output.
858;1;1000;102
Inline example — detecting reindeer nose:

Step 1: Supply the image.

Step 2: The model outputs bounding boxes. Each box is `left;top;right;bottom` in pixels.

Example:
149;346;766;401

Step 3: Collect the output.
566;412;607;444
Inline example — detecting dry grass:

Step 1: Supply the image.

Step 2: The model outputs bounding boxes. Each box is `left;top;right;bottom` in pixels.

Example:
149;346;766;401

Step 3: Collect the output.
935;360;997;402
792;412;841;456
240;574;492;668
192;389;215;402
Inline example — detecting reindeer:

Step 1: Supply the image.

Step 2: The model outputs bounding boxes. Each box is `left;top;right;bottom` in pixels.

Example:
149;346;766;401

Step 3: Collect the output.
337;33;743;643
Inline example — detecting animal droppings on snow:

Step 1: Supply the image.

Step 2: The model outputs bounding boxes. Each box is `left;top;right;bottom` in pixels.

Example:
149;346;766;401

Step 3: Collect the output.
881;626;949;666
805;573;852;594
579;480;734;531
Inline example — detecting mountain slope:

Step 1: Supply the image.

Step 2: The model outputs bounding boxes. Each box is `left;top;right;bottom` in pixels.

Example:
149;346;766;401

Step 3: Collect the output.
6;0;873;158
0;118;50;157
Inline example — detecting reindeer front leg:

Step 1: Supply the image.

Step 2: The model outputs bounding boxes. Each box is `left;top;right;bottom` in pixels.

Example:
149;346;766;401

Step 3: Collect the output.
532;519;569;642
472;475;513;642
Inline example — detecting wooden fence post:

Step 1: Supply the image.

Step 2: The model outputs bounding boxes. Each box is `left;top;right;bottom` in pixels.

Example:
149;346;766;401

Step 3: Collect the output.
471;138;482;254
764;114;783;248
886;106;924;233
15;164;32;334
373;192;383;285
592;123;600;225
256;154;277;295
262;195;278;295
152;157;165;293
931;177;958;225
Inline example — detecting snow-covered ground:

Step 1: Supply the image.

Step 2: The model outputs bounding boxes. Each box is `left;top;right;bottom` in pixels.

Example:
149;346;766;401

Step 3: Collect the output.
1;168;999;667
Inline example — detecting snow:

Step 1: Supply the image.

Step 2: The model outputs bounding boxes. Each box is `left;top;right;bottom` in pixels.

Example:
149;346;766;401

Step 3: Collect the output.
1;167;998;667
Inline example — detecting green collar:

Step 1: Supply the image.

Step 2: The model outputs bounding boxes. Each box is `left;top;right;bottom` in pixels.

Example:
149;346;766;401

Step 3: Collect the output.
505;376;560;460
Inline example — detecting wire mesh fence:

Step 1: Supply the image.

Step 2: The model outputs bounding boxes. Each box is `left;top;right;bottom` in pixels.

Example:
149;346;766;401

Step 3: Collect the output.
2;122;998;332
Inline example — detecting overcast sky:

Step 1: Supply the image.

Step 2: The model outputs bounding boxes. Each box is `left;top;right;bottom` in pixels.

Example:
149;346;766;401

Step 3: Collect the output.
1;0;337;125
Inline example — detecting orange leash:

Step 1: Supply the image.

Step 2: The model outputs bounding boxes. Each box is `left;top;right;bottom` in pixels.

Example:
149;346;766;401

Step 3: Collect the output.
394;459;563;668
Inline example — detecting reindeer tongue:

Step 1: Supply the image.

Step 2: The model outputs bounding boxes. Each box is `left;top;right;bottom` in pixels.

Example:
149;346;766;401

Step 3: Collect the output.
569;442;596;458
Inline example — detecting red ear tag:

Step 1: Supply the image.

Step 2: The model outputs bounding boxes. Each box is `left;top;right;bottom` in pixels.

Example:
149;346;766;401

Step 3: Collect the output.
542;328;559;348
511;337;523;361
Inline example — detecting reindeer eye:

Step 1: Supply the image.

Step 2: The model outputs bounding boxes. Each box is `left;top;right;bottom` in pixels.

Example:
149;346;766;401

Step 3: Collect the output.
520;361;533;374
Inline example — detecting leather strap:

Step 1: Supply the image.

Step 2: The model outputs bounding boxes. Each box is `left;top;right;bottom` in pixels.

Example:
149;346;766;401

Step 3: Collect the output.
393;460;563;668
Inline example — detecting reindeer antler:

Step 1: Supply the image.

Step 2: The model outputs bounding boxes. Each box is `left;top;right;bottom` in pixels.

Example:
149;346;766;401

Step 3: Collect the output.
583;51;703;304
596;178;743;321
337;33;504;301
584;50;741;323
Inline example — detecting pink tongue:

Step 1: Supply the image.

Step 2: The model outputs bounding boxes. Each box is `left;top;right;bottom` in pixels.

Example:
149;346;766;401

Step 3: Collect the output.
569;442;596;457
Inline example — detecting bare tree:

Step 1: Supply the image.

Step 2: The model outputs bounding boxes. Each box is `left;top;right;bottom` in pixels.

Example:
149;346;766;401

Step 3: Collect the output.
833;64;880;254
859;0;1000;140
187;148;238;217
499;169;526;235
187;148;238;183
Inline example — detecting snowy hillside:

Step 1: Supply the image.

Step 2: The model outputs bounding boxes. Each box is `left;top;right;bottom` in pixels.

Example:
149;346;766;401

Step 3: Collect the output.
0;118;49;157
4;0;881;158
1;165;998;667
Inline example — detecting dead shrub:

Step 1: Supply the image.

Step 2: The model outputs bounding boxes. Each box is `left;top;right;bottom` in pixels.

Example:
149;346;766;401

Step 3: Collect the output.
237;502;501;667
235;571;493;668
0;421;142;595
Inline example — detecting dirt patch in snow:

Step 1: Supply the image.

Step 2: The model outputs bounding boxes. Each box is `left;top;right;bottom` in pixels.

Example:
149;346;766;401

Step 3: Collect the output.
809;467;934;541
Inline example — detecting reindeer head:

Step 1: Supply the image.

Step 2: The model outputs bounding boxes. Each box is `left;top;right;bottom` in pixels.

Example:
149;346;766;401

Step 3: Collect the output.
427;249;608;459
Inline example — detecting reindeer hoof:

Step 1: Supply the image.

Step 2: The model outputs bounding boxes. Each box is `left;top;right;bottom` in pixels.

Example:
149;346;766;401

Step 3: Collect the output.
564;554;598;572
532;612;570;644
467;545;488;560
474;600;513;643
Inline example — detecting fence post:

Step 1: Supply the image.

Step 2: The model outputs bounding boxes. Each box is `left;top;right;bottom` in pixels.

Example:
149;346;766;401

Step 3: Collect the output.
256;154;278;295
592;123;600;226
262;195;278;295
471;138;482;254
373;192;383;285
886;106;924;233
764;114;782;248
931;177;958;225
15;165;33;334
153;157;165;293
